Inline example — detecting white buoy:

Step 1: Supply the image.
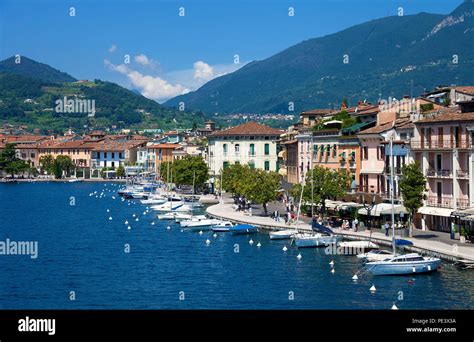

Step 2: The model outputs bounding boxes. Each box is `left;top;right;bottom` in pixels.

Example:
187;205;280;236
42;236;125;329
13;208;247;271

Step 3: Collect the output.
249;239;254;245
151;222;155;226
352;274;358;281
257;242;261;247
107;209;110;212
199;230;203;235
297;253;302;260
167;226;171;230
143;211;146;215
206;239;211;245
331;268;335;274
391;303;398;310
329;260;335;266
370;285;376;293
132;214;136;217
127;225;131;230
125;220;129;225
180;229;184;232
109;216;112;220
112;196;115;199
135;218;139;222
213;233;217;238
283;246;288;252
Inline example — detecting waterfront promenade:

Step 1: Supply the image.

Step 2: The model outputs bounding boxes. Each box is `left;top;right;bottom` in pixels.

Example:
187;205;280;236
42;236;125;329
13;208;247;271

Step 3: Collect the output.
207;201;474;262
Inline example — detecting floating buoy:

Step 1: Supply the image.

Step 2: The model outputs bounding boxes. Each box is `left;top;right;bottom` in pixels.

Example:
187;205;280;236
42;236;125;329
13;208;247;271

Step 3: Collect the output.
180;229;184;232
127;225;131;230
330;268;335;274
391;303;398;310
352;274;358;281
143;211;146;215
297;253;302;260
135;218;139;222
199;230;203;235
257;242;261;248
370;285;376;293
206;239;211;246
283;246;288;252
112;196;115;199
125;220;128;225
213;233;217;238
249;239;254;245
151;222;155;226
329;260;335;266
109;216;112;220
106;209;110;212
167;226;171;230
132;214;136;217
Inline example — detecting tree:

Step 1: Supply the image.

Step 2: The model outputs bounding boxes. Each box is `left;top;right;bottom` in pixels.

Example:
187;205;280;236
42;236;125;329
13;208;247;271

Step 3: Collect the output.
52;155;75;179
0;143;29;177
399;162;426;237
172;156;209;189
221;163;251;195
292;166;351;216
116;165;125;178
242;169;280;215
39;155;55;174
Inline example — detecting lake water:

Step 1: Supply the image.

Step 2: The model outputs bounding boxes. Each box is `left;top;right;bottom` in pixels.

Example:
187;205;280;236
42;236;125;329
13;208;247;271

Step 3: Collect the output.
0;182;472;309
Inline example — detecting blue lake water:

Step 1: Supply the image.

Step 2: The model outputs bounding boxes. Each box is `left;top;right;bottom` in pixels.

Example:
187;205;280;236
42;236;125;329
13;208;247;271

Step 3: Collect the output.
0;182;473;309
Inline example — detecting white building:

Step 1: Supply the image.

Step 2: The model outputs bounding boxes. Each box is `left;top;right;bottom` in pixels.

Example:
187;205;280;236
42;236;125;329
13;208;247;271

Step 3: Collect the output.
207;121;282;176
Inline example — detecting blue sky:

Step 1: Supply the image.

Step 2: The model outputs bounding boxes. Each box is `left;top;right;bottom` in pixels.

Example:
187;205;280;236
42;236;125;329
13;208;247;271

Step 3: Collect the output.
0;0;463;101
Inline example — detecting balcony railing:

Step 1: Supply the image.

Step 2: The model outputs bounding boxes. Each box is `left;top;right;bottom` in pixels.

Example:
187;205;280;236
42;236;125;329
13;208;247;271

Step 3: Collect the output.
385;166;402;175
456;170;469;179
456;198;470;210
411;139;471;150
427;196;453;208
425;169;453;178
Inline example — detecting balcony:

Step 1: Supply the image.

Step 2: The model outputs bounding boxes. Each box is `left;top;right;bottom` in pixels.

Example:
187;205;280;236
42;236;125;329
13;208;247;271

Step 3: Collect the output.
425;169;453;178
411;139;471;150
427;196;453;208
456;170;469;179
456;198;470;210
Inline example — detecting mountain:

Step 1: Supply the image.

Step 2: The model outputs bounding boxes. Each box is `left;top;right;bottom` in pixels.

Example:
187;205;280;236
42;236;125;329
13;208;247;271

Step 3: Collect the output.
165;0;474;114
0;56;77;83
0;58;206;133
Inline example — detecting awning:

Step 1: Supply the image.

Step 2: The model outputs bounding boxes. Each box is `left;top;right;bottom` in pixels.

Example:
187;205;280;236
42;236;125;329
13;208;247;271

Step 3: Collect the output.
452;207;474;217
326;200;364;210
462;214;474;221
358;203;407;217
360;167;384;174
418;206;453;217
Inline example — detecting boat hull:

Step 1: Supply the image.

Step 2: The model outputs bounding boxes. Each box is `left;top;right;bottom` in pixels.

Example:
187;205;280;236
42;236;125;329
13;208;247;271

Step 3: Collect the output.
294;235;341;248
269;230;296;240
367;259;441;276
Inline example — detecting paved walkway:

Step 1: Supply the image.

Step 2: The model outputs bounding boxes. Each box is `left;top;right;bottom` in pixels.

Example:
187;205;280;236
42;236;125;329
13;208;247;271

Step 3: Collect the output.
207;201;474;262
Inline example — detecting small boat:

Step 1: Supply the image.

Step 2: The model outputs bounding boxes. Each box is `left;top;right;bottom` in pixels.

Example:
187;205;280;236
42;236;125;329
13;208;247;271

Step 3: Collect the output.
151;201;192;212
180;215;209;227
357;249;396;262
366;253;441;276
293;233;340;247
269;229;297;240
229;224;258;235
175;214;206;223
157;212;185;220
68;178;83;183
186;219;222;231
454;259;474;270
338;241;379;251
141;194;167;205
211;221;233;232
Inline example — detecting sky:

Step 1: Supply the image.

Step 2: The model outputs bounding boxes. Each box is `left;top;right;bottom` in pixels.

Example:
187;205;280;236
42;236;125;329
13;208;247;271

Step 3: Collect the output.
0;0;463;102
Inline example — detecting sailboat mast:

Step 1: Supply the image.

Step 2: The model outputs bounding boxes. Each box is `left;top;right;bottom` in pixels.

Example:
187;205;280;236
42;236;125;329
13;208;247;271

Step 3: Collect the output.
389;135;396;253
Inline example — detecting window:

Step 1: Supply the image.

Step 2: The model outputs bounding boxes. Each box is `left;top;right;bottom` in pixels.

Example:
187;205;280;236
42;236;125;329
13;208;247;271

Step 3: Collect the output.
111;161;115;168
249;161;255;170
250;143;255;156
264;161;270;171
223;143;228;155
112;152;115;158
362;146;368;160
104;152;107;158
264;143;270;155
235;144;240;154
223;161;229;169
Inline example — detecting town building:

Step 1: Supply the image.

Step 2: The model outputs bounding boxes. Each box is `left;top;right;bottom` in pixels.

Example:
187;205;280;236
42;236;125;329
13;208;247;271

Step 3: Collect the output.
207;121;282;176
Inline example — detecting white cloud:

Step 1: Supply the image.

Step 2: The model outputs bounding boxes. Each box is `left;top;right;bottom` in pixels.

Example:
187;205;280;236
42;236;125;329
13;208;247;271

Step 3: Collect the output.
104;59;189;102
108;44;117;53
193;60;214;82
135;54;151;66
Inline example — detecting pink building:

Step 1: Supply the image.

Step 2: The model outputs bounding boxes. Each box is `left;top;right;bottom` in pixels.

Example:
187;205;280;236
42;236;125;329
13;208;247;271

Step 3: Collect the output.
412;109;474;232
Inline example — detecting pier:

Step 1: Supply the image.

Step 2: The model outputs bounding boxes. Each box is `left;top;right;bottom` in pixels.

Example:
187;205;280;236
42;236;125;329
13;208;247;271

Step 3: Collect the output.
207;202;474;262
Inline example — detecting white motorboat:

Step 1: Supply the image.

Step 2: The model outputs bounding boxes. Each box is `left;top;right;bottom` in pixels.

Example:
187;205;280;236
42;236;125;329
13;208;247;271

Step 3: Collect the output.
357;249;396;262
175;213;204;222
338;241;379;250
211;221;233;232
366;253;441;276
179;215;208;227
151;201;192;212
141;195;167;205
293;233;341;248
158;212;182;220
68;178;83;183
185;219;222;231
269;229;297;240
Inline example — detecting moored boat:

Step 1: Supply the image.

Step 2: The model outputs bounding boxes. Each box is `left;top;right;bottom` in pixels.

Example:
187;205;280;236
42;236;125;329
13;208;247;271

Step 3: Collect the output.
357;249;396;262
211;221;233;232
269;229;297;240
229;224;258;235
366;253;441;276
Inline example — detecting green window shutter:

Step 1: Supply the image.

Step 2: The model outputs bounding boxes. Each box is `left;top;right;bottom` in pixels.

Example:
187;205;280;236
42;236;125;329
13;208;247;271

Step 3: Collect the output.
264;143;270;155
264;160;270;171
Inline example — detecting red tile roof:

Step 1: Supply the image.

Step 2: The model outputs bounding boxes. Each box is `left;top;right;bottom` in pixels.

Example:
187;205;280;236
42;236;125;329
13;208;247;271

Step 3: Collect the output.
209;121;283;137
301;109;333;116
358;118;413;135
416;111;474;124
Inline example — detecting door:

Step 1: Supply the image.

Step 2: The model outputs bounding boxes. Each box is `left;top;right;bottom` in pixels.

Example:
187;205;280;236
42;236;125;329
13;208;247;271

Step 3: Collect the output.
436;182;442;205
